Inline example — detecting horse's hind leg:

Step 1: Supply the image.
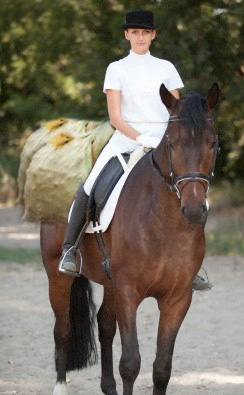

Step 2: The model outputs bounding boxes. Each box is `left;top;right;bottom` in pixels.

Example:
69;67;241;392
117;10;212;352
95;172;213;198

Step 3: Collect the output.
115;288;141;395
41;224;72;394
41;223;77;395
152;291;192;395
97;286;118;395
49;275;74;395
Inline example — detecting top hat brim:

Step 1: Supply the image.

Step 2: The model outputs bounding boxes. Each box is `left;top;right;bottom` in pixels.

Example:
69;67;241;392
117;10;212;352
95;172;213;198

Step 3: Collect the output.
121;23;158;30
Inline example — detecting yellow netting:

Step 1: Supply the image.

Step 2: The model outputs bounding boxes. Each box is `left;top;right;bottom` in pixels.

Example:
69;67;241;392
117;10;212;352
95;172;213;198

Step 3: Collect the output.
18;118;114;223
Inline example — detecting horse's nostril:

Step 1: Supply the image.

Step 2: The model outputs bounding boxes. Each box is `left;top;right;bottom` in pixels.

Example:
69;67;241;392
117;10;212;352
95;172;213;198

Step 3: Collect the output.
181;203;208;224
181;206;187;215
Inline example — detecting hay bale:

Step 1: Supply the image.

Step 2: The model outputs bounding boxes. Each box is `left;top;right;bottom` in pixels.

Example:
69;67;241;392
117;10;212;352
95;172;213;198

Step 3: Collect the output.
18;126;50;204
18;119;102;204
18;119;114;223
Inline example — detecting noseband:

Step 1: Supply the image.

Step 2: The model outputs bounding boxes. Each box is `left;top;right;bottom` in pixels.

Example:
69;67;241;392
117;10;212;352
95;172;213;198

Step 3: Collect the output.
150;115;219;200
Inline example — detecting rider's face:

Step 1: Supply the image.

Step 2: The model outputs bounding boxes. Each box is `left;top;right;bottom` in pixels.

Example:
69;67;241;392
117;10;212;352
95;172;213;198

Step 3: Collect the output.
124;28;156;55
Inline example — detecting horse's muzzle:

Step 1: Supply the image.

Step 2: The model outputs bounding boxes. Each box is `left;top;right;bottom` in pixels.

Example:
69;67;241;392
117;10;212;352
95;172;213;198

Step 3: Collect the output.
181;203;208;224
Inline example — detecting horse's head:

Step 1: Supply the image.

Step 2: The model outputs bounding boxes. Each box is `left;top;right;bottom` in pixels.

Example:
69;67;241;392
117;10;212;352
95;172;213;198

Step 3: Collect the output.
158;83;220;225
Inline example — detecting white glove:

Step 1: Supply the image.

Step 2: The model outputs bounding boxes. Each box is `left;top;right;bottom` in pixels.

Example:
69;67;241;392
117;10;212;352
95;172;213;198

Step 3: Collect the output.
136;134;161;149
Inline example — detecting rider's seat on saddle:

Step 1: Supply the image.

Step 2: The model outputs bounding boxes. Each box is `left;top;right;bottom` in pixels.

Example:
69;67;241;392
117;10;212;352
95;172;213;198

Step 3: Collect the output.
87;153;130;224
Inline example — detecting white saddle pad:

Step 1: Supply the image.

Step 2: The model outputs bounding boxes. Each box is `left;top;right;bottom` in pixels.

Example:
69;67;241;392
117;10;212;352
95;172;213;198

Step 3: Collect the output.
85;146;146;233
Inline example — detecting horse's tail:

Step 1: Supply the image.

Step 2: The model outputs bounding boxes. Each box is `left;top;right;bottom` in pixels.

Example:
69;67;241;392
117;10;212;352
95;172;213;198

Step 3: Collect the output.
66;275;98;372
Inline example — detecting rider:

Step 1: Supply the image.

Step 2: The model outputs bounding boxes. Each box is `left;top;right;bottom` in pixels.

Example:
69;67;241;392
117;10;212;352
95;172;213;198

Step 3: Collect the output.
58;10;212;292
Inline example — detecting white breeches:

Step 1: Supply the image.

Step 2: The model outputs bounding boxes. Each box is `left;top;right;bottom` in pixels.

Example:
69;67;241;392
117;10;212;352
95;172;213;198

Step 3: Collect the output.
84;121;168;195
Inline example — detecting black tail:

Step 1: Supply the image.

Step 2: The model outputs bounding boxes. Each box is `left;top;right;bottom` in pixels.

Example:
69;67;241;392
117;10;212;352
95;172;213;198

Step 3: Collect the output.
66;275;98;372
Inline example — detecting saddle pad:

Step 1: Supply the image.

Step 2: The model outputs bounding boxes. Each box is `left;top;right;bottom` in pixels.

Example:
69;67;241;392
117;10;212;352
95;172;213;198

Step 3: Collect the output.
85;146;146;233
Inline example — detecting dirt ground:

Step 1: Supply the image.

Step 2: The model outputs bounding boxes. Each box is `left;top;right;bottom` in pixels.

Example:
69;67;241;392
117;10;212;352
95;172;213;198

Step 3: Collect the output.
0;207;244;395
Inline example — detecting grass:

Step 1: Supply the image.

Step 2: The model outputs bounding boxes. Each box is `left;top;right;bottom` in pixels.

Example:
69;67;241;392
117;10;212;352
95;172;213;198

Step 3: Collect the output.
0;223;243;265
205;181;244;256
206;210;244;256
206;230;244;255
0;246;42;267
208;180;244;210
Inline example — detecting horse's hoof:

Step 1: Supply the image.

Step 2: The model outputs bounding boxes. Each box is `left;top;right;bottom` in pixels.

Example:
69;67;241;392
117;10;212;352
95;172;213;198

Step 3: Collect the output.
53;382;68;395
102;386;118;395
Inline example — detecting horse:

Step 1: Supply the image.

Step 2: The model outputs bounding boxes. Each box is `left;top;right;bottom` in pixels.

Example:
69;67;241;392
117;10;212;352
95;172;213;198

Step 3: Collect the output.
40;82;220;395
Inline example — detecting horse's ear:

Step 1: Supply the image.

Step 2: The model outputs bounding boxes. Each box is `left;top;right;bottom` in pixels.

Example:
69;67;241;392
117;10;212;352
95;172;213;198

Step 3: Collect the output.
206;83;220;110
159;83;178;111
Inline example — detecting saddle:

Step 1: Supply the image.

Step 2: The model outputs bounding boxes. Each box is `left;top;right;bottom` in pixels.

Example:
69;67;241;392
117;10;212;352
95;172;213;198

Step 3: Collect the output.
85;147;149;279
86;153;130;280
87;153;130;225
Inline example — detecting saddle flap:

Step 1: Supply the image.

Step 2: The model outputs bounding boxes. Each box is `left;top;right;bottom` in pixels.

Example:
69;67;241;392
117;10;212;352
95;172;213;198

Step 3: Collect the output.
87;153;130;222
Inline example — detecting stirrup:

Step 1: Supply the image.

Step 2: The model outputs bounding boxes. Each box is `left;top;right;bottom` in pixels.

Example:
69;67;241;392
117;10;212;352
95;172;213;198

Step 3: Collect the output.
193;267;213;293
58;247;82;278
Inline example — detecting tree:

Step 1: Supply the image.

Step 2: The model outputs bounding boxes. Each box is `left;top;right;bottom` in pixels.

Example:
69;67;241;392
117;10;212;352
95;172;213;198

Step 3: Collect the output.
0;0;243;179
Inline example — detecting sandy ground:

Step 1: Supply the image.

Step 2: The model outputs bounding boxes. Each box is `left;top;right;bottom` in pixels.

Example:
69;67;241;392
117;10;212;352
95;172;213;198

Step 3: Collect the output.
0;207;244;395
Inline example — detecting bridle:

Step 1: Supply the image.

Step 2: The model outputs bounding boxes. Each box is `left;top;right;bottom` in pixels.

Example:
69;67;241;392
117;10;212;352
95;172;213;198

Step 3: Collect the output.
150;114;220;200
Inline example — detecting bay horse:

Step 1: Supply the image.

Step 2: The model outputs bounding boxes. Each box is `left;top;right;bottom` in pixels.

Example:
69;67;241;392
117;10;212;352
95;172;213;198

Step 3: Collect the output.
40;83;219;395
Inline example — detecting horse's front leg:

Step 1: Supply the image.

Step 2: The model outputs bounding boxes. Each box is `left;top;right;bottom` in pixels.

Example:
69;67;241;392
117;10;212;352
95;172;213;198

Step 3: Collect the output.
153;290;192;395
97;286;118;395
115;287;141;395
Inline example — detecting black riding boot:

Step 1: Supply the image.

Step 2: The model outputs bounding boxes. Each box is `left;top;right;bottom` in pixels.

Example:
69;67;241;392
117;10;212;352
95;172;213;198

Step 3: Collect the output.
58;184;89;277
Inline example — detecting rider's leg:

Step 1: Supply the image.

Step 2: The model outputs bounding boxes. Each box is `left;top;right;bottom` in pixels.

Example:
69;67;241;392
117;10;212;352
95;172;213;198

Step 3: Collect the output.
58;183;89;277
59;133;139;277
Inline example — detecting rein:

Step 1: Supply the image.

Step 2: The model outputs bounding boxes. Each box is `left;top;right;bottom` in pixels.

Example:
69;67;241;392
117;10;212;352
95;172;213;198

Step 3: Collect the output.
150;115;219;200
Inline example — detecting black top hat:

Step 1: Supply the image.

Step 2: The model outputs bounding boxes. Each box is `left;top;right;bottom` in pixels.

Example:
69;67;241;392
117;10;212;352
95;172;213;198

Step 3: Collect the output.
121;10;157;30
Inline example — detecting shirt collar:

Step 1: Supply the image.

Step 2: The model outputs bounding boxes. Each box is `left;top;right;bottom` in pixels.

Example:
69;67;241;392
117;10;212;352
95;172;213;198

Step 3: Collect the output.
129;50;151;61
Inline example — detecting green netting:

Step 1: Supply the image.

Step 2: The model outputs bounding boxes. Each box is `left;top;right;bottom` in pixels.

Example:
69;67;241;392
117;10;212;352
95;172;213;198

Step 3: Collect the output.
18;119;114;223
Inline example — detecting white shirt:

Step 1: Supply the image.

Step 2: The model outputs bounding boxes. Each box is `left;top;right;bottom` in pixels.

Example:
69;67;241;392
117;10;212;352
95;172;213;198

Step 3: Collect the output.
103;50;184;123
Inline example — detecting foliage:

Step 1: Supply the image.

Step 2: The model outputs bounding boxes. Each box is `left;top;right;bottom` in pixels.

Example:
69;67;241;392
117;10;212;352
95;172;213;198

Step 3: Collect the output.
0;0;243;180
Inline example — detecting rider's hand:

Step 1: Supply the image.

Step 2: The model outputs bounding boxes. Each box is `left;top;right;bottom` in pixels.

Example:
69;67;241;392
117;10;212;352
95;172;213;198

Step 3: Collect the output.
136;134;161;149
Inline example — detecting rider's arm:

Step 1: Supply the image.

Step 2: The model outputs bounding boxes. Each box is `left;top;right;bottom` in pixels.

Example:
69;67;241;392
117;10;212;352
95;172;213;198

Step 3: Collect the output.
106;89;140;141
170;89;180;99
106;88;180;141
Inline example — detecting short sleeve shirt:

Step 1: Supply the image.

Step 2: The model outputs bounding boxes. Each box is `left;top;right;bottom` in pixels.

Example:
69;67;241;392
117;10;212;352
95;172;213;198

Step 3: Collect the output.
103;50;184;123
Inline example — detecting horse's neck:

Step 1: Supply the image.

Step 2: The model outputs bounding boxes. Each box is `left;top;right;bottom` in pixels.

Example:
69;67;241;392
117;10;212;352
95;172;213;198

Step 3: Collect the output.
151;140;172;186
132;144;179;214
121;150;182;244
